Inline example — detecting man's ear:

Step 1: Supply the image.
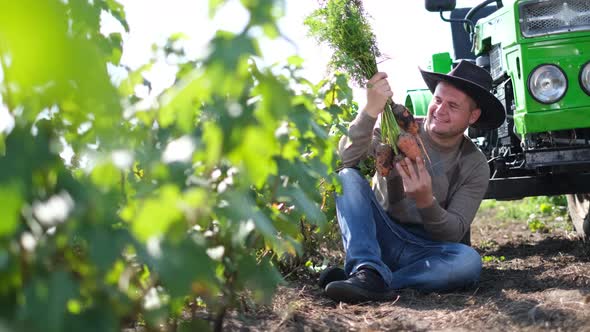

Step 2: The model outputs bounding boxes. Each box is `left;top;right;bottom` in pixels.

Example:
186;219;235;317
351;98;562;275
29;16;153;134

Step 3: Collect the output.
469;108;481;125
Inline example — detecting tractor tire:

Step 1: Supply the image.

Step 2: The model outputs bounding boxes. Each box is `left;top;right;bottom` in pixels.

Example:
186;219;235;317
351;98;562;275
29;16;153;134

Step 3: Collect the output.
566;194;590;239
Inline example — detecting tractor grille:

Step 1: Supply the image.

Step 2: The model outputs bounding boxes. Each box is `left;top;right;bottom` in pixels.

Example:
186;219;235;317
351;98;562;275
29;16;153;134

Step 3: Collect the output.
519;0;590;37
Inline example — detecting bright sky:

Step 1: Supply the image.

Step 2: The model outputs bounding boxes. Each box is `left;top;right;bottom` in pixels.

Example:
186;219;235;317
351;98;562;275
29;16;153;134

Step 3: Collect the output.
103;0;487;106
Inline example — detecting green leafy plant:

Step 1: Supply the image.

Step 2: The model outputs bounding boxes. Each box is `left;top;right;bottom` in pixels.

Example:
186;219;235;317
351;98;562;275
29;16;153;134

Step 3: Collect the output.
527;215;548;233
484;196;567;221
478;196;568;234
482;255;506;263
0;1;354;331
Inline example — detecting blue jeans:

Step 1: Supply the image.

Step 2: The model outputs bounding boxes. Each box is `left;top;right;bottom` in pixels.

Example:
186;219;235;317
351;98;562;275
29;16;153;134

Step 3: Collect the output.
335;168;482;292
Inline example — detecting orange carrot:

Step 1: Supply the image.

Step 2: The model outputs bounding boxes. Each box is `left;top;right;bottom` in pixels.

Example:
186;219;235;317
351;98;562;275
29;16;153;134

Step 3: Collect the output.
390;103;432;164
396;133;422;161
392;104;419;135
375;143;394;177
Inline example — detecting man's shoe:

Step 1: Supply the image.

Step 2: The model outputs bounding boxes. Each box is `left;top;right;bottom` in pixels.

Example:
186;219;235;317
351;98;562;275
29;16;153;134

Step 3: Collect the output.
318;266;347;289
325;267;397;303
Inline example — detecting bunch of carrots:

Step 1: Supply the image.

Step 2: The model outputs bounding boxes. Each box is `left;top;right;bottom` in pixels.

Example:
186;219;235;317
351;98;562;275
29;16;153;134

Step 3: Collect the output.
376;103;426;176
305;0;428;177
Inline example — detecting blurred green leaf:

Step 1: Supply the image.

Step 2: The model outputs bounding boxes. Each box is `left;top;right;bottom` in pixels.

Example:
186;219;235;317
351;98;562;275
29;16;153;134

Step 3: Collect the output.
224;191;277;240
236;255;282;304
0;182;22;237
241;0;283;32
252;70;293;125
150;238;216;298
0;134;5;156
20;271;77;332
202;121;223;168
159;70;209;130
119;64;152;96
287;55;304;67
539;202;552;214
278;185;326;229
105;33;123;64
69;0;100;36
85;227;130;272
206;31;258;72
64;305;118;332
0;249;20;297
229;126;278;188
0;0;122;138
0;0;355;328
131;185;183;241
90;162;121;191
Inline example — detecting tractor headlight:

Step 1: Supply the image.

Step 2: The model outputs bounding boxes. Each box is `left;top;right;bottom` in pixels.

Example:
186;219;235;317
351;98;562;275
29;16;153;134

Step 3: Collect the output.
527;64;567;104
580;62;590;96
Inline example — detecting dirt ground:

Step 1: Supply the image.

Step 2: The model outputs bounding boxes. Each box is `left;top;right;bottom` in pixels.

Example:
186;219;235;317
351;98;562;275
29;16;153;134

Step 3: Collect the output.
222;203;590;331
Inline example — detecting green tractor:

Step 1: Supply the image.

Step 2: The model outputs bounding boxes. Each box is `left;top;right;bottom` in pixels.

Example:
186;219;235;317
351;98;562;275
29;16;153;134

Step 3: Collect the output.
405;0;590;237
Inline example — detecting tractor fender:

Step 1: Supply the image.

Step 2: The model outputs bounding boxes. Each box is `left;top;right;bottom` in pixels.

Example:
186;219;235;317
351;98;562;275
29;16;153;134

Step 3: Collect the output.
404;88;432;117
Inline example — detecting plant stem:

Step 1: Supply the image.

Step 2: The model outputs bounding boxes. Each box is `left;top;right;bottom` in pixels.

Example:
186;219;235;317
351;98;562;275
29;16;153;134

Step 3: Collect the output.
381;102;400;155
213;306;226;332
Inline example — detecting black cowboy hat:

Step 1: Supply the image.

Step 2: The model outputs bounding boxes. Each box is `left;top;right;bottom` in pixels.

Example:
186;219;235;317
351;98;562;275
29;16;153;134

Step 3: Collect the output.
419;60;506;130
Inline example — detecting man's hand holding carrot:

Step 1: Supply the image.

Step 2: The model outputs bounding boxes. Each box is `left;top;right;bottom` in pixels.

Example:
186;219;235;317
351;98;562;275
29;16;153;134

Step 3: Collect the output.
395;156;434;208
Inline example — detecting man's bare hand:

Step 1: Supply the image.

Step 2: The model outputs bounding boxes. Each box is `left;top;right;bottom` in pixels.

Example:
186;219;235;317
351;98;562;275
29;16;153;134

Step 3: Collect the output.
364;72;393;118
395;156;434;208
